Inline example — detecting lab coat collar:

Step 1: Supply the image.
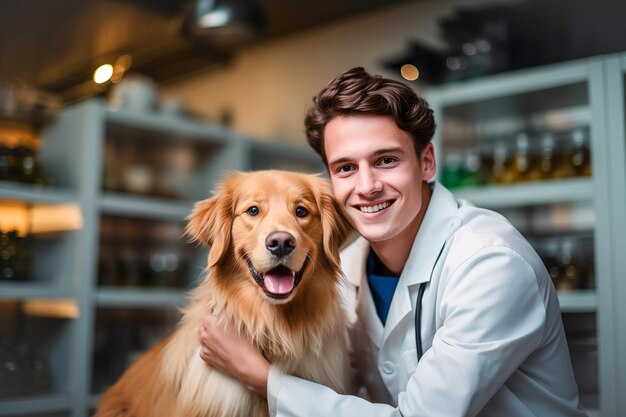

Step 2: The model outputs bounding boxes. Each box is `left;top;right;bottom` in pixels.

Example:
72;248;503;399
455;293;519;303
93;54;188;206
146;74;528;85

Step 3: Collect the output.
402;182;460;287
343;182;460;348
342;237;385;347
382;182;460;343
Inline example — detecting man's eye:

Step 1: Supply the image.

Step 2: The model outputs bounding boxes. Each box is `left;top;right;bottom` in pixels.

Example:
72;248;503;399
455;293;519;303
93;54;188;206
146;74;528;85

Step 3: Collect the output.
246;206;259;216
295;206;308;217
337;165;355;173
379;157;397;165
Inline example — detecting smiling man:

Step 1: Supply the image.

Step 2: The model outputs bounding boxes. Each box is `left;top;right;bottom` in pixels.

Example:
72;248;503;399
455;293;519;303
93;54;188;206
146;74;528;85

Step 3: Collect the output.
324;113;433;277
199;67;588;417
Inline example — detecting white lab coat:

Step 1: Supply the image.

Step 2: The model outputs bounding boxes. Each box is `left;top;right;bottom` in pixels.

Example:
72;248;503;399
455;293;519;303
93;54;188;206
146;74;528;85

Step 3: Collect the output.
268;182;587;417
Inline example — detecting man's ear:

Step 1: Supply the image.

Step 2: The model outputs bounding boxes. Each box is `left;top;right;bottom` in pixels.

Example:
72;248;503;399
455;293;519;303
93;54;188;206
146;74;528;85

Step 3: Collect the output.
421;142;437;181
186;188;233;268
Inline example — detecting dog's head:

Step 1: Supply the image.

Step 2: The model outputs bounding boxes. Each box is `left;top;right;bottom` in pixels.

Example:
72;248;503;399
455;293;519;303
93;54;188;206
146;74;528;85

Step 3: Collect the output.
186;170;352;304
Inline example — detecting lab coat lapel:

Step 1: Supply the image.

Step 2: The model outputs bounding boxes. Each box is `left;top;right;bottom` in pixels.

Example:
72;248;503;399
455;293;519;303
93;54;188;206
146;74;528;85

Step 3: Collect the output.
341;237;384;348
358;273;384;348
381;183;460;348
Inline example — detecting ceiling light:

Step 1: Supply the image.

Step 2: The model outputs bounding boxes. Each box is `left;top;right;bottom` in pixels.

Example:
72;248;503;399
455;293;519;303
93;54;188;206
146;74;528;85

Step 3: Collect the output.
94;64;114;84
400;64;420;81
183;0;267;47
199;8;231;28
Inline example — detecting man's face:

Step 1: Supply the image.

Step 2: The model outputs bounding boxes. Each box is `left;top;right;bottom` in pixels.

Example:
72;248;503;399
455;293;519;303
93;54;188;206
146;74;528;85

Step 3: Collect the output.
324;114;435;246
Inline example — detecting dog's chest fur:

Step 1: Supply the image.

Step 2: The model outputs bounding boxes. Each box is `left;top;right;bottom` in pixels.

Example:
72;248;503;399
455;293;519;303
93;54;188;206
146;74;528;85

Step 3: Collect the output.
161;293;349;417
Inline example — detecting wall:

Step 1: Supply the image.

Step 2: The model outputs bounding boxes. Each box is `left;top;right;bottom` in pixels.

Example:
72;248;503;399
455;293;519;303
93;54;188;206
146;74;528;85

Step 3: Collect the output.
161;0;512;144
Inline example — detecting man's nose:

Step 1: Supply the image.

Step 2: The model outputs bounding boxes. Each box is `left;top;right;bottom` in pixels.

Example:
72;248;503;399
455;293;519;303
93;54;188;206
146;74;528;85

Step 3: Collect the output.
355;166;382;196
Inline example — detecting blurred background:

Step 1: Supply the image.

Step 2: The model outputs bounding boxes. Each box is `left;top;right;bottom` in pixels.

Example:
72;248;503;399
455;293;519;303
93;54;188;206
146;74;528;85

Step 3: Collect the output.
1;0;626;416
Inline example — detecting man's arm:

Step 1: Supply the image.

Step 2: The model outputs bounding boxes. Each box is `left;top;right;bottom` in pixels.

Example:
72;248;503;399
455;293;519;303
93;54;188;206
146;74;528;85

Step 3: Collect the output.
198;312;270;396
199;247;548;417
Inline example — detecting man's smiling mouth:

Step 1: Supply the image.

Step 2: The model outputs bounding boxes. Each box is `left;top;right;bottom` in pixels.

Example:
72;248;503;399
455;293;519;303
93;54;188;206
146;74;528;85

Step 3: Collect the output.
357;200;393;213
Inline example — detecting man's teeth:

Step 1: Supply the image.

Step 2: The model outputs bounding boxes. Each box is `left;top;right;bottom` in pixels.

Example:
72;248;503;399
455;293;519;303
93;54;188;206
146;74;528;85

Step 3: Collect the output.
359;201;390;213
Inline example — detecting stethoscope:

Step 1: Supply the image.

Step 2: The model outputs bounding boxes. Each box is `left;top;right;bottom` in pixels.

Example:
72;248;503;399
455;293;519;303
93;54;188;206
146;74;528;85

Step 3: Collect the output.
414;242;447;362
414;282;427;361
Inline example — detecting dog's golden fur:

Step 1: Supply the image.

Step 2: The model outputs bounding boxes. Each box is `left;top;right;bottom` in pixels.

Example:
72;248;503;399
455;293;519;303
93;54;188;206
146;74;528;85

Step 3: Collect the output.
95;170;353;417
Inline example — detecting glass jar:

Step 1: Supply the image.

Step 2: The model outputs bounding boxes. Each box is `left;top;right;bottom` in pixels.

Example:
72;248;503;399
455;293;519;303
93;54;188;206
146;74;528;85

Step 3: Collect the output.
532;133;558;180
1;230;32;281
10;143;47;185
557;237;581;291
512;133;532;183
0;142;11;181
570;128;592;177
491;142;512;184
441;148;467;189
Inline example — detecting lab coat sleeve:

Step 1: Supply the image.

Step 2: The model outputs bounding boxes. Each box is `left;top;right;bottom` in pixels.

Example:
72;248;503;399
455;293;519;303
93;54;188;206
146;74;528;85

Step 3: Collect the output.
399;246;547;416
268;366;402;417
268;246;547;417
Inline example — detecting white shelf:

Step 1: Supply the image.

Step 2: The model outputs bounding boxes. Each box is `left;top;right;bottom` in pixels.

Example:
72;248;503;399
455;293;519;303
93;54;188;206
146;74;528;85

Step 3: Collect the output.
0;282;72;300
96;287;188;309
452;177;593;209
0;180;78;203
425;57;590;105
106;106;231;145
0;393;71;416
100;192;194;221
558;290;597;313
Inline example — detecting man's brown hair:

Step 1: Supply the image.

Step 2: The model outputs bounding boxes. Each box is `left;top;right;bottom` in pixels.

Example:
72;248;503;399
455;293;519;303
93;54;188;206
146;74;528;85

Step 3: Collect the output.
304;67;436;165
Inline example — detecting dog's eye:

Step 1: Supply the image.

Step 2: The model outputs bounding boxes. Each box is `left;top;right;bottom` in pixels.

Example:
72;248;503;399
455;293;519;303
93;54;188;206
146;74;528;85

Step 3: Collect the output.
246;206;259;216
295;206;308;217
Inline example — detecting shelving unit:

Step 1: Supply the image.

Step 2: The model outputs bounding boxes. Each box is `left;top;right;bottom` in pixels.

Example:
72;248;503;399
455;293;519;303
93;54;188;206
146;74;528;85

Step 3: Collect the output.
0;98;322;417
426;52;626;416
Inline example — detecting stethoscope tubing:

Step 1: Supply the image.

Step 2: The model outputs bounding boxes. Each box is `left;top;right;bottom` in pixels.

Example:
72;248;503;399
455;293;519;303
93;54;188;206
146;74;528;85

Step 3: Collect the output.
414;241;447;362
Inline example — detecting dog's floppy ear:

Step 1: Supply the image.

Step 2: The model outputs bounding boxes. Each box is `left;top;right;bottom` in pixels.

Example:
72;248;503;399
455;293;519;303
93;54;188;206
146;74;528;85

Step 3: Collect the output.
313;176;353;269
186;183;234;268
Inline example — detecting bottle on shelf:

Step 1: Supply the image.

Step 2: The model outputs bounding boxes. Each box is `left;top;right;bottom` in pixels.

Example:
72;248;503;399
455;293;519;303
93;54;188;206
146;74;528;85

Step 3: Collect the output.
477;143;494;186
570;128;592;177
556;236;582;291
515;132;533;182
112;218;141;287
441;148;467;189
529;132;558;181
584;256;596;290
0;138;49;186
541;237;562;288
146;221;187;288
551;128;593;179
459;147;483;187
13;141;47;186
491;142;512;184
98;217;118;287
152;144;195;200
102;140;123;193
123;145;155;196
0;230;33;282
0;142;12;180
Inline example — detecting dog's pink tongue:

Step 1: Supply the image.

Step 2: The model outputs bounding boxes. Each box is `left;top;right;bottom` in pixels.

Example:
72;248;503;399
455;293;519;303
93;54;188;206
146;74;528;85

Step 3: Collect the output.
264;268;295;294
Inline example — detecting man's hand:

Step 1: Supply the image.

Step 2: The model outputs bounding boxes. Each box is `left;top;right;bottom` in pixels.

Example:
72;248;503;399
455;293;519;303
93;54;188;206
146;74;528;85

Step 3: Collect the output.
198;311;271;396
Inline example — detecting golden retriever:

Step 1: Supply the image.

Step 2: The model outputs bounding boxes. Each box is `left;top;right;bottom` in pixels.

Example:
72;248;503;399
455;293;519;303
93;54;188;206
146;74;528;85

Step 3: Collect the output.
95;170;353;417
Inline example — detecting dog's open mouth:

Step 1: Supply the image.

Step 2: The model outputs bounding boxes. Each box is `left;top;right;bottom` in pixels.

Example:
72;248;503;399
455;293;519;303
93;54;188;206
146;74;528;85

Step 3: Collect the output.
244;255;309;300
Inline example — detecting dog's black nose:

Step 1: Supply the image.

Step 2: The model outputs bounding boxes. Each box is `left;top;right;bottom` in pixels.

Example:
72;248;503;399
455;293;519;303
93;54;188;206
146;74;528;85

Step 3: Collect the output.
265;231;296;258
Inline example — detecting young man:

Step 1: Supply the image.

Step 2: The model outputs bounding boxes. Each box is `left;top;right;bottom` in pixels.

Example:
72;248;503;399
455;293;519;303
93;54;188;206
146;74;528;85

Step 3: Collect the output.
199;67;587;416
